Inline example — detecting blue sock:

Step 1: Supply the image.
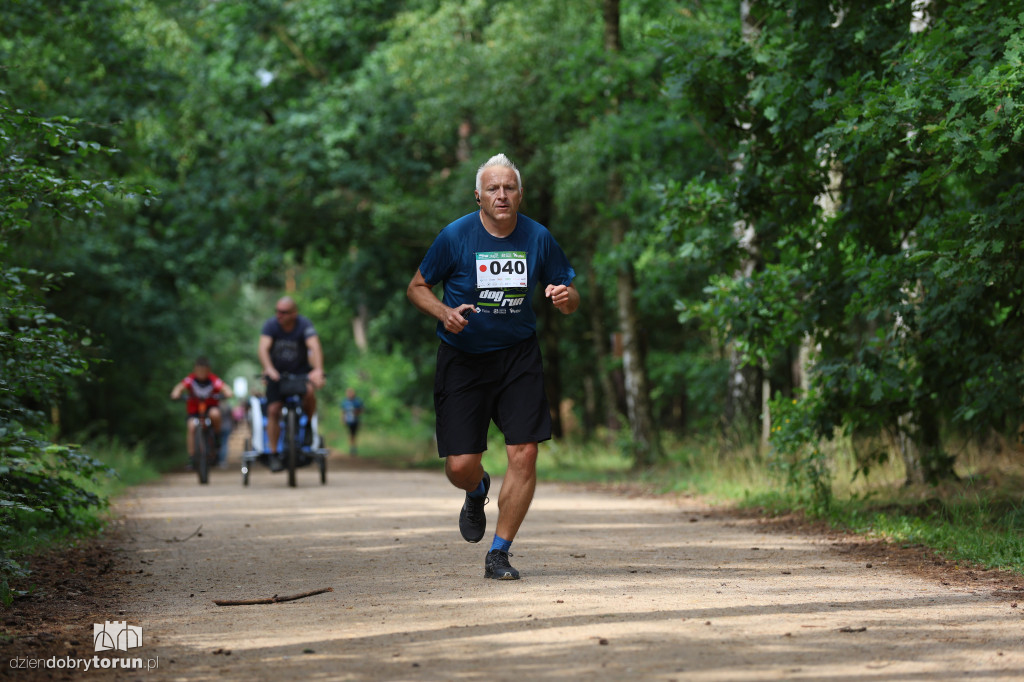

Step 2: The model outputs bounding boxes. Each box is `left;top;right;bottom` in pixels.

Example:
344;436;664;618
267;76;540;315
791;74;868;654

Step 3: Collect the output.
489;535;512;553
467;476;487;498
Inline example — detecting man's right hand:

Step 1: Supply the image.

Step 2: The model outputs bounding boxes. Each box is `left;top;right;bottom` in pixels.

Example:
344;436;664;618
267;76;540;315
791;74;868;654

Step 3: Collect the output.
442;305;476;334
264;368;281;382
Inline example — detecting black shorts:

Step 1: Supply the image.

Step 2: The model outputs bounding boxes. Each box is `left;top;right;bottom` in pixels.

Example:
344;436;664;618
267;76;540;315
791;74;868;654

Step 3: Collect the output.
346;422;359;437
433;334;551;457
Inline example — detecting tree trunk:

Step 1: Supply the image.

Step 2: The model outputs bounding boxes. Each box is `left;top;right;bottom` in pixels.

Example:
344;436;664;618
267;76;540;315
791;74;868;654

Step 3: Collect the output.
352;303;369;352
457;119;472;163
723;347;760;441
759;370;771;453
611;182;661;465
895;414;925;486
892;2;956;484
582;374;598;438
614;259;660;464
586;261;621;435
530;186;564;438
603;0;621;51
722;0;763;443
603;0;661;465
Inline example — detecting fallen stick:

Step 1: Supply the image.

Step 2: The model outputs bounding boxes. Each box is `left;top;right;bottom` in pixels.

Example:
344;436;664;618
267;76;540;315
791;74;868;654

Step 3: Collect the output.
168;525;203;543
137;524;203;543
213;587;333;606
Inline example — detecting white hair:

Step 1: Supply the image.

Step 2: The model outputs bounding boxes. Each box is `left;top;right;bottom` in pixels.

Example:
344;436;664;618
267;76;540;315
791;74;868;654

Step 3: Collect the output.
475;153;522;192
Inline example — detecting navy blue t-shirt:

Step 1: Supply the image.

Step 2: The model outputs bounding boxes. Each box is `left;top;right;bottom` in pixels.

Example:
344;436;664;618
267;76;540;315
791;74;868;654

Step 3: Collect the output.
260;315;317;373
418;212;576;353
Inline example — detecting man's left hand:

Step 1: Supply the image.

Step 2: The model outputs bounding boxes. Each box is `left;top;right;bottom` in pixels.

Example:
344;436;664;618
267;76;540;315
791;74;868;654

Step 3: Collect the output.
545;284;578;314
308;368;326;389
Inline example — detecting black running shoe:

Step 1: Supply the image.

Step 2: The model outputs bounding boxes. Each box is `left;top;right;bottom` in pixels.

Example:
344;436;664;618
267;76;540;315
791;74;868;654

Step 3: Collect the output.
458;472;490;543
484;549;520;580
268;453;285;472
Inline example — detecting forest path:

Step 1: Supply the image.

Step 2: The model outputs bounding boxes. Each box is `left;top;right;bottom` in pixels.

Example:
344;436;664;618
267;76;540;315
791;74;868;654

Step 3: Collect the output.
102;457;1022;681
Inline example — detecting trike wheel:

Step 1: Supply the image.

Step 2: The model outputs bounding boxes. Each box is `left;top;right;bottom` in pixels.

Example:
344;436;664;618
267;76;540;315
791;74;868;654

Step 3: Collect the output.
193;423;210;485
286;410;298;488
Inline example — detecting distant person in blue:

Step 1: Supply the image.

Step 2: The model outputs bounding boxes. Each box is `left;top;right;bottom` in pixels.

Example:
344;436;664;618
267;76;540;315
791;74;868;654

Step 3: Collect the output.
340;387;365;455
406;153;580;580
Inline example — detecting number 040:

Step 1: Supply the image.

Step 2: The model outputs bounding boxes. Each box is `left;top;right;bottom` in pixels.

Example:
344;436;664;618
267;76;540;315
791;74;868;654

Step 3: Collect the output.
491;260;525;275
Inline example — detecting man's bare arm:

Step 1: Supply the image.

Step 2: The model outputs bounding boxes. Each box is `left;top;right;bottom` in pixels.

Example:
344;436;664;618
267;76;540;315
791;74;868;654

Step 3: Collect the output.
407;270;475;334
544;283;580;315
258;335;279;381
306;335;325;388
170;380;186;400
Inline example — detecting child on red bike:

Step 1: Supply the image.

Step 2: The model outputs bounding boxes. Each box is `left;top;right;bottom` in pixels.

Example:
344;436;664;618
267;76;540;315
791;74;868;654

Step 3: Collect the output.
170;356;233;468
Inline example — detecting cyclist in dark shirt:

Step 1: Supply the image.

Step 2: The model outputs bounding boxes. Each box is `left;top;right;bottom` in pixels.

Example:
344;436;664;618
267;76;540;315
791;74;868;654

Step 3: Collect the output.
258;297;325;466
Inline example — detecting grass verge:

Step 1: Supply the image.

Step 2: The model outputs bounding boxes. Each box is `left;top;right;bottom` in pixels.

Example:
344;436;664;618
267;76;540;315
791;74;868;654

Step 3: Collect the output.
342;423;1024;576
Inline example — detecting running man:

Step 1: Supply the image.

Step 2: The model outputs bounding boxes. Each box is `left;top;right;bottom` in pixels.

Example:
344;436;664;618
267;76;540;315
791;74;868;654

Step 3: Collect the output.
406;153;580;580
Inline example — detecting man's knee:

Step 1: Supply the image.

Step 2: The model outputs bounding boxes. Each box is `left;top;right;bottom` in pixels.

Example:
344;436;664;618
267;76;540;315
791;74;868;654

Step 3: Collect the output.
506;443;538;472
445;454;483;487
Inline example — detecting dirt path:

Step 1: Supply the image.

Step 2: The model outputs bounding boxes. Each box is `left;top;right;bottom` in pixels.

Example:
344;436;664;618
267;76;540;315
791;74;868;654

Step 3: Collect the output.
80;456;1024;681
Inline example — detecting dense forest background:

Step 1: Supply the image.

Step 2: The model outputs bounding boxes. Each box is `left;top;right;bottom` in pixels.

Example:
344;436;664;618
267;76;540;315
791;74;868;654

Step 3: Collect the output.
3;0;1024;498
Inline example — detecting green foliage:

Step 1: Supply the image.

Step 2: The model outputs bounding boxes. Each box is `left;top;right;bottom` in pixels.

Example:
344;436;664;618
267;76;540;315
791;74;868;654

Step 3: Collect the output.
663;0;1024;488
7;0;1024;535
767;396;833;513
0;432;109;606
0;425;111;532
0;269;89;425
0;100;122;604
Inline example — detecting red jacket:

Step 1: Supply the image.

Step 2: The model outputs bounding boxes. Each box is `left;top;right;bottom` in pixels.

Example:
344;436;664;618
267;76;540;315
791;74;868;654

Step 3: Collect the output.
182;373;225;416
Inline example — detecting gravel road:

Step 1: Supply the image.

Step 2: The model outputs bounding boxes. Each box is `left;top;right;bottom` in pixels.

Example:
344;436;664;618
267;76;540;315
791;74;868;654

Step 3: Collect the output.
99;456;1023;681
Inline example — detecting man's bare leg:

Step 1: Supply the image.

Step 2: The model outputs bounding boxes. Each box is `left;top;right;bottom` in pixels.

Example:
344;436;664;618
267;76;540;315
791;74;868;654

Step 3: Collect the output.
446;453;485;491
266;401;282;454
302;386;317;421
186;420;197;458
494;442;538;542
209;407;222;433
482;442;537;580
448;453;489;544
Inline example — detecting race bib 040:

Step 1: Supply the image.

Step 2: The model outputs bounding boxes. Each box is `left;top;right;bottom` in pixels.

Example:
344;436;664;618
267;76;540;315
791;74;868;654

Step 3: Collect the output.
475;251;528;289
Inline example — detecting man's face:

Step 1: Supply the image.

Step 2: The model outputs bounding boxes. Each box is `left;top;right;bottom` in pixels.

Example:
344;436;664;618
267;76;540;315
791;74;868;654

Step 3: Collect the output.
475;166;522;223
193;365;210;380
275;301;297;329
